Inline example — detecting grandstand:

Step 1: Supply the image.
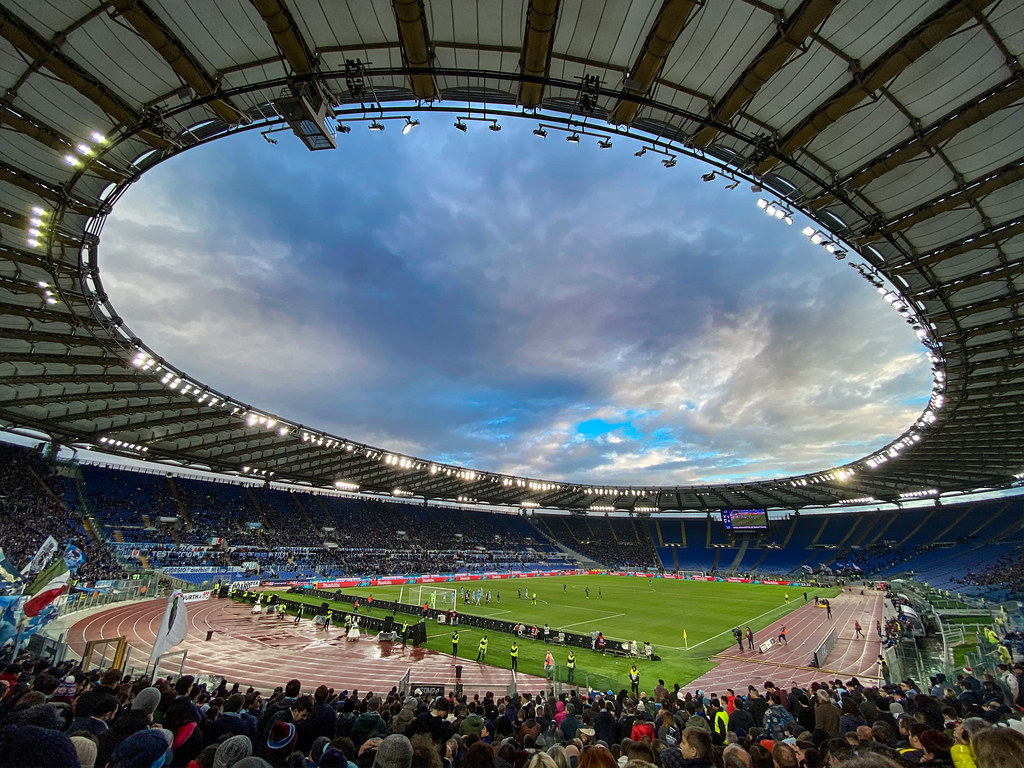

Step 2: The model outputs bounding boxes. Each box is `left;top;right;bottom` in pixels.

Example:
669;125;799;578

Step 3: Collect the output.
0;1;1022;764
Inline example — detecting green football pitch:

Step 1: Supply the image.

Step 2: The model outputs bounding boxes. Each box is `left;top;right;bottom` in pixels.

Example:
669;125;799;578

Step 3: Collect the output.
274;575;839;690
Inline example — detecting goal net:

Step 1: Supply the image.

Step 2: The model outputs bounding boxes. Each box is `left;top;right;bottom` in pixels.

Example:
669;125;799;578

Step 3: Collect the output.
409;584;459;610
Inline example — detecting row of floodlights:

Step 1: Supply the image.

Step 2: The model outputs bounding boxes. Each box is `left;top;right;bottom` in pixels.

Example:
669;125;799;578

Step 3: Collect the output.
241;466;274;477
756;198;793;225
37;280;57;306
789;468;856;487
27;206;48;249
98;436;148;453
841;497;878;505
899;488;937;499
802;226;847;258
62;131;106;167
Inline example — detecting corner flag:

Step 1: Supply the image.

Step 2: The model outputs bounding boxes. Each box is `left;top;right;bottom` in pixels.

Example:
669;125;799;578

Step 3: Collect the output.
150;589;188;661
22;558;69;617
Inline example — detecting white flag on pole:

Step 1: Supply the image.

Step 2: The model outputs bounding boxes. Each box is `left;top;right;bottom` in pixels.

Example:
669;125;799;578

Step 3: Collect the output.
150;589;188;661
20;535;59;576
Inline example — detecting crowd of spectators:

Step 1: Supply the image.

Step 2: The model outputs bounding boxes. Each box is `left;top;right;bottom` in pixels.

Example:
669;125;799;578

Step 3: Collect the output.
958;547;1024;596
543;518;655;571
0;645;1023;768
0;445;125;584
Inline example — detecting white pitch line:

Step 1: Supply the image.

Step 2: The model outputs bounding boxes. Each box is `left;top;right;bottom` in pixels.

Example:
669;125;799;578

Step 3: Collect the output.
662;602;796;652
559;612;625;629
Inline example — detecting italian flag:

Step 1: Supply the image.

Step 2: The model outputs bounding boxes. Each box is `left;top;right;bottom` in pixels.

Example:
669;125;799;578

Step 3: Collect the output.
22;558;69;618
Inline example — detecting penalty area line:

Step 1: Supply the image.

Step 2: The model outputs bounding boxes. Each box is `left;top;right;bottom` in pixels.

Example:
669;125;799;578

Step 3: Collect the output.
559;612;625;630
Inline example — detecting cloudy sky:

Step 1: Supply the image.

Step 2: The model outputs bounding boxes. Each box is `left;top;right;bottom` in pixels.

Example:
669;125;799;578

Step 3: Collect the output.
99;118;931;486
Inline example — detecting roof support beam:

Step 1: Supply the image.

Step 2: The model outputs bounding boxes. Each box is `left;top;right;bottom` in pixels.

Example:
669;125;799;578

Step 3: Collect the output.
0;5;170;150
811;75;1024;209
108;0;246;125
609;0;700;126
0;107;125;182
857;160;1024;243
757;0;997;176
692;0;839;148
391;0;438;101
517;0;561;108
0;162;98;216
892;218;1024;273
4;389;180;409
249;0;315;75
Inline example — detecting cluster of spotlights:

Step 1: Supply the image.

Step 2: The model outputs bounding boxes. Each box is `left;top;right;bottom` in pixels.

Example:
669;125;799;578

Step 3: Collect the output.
589;505;615;511
899;488;938;500
242;466;275;477
520;502;540;508
27;206;47;248
802;226;847;258
333;480;359;491
457;496;477;503
841;497;878;505
392;488;414;497
38;280;57;306
787;468;855;487
62;131;106;167
98;436;148;453
757;198;793;225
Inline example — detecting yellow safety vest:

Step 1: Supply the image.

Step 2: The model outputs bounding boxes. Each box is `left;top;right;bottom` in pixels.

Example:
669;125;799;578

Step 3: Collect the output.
479;638;488;650
452;632;459;645
567;653;575;668
511;644;518;657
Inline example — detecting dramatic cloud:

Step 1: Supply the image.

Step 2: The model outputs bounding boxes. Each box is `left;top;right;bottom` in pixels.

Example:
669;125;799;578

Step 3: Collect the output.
99;120;931;485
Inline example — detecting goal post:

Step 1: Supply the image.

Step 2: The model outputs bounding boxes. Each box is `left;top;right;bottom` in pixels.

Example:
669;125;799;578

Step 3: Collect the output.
409;584;459;610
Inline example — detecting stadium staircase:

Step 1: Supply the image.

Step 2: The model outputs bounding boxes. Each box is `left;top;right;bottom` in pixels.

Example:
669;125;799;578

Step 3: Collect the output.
725;539;749;574
528;518;601;569
165;476;192;529
289;493;319;537
243;486;275;539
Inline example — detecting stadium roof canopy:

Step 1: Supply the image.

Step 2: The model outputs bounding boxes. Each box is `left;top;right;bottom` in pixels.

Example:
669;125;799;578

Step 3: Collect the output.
1;0;1022;513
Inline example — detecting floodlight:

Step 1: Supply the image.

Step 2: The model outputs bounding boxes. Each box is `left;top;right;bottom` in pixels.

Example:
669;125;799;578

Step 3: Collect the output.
802;226;815;236
31;206;44;215
533;127;547;137
810;233;823;244
598;139;612;149
64;154;79;166
336;121;352;133
757;198;768;209
634;147;646;157
489;121;501;132
454;120;467;132
701;172;715;182
368;121;385;131
90;131;105;143
662;157;676;168
783;215;793;225
765;204;776;216
566;133;580;143
402;118;420;134
76;143;90;154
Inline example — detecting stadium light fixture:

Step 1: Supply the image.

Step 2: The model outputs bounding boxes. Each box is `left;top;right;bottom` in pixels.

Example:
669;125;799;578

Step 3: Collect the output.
454;120;467;132
566;133;580;143
488;120;501;132
634;147;647;157
368;121;385;131
336;121;352;133
533;127;547;138
90;131;106;143
402;118;420;134
598;139;612;149
701;172;715;182
662;157;676;168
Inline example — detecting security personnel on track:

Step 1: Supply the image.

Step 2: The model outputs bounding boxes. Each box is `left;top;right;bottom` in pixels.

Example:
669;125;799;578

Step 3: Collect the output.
566;650;576;683
401;621;409;645
629;664;640;696
451;630;459;656
477;635;488;661
510;641;519;670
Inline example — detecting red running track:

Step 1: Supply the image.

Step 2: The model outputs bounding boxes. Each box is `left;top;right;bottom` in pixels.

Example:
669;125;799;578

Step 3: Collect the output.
68;598;549;695
685;588;886;694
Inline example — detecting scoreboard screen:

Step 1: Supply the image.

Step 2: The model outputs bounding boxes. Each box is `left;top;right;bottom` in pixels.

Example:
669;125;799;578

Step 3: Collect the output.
721;508;769;531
